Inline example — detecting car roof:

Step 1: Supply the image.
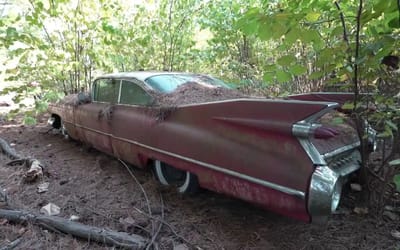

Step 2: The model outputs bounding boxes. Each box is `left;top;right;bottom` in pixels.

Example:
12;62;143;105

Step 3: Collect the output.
97;71;199;82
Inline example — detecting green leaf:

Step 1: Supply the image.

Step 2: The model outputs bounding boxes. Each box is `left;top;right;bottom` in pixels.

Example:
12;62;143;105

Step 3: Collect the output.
289;64;307;76
377;129;393;138
23;116;36;126
330;26;343;38
277;55;296;66
342;102;354;110
242;20;259;35
309;71;324;80
6;27;18;39
386;120;398;131
388;17;400;28
394;175;400;192
285;27;300;44
271;22;288;39
305;12;321;22
264;64;277;71
263;72;274;83
302;29;321;44
389;159;400;166
258;23;273;40
276;71;291;83
331;117;345;125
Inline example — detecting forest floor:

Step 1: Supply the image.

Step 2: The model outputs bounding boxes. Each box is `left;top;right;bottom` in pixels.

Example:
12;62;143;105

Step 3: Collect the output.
0;115;399;250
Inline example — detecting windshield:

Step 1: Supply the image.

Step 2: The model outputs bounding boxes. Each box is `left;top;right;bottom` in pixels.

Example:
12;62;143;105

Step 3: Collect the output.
145;74;230;93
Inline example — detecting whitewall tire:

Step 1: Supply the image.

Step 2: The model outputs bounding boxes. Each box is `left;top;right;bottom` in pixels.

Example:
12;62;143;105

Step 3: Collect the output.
153;160;199;194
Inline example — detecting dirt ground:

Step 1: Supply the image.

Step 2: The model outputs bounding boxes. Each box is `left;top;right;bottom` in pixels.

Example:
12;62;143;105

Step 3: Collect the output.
0;116;399;250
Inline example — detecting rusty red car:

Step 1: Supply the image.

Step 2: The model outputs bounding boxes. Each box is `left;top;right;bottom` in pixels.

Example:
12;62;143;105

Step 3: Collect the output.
48;71;367;223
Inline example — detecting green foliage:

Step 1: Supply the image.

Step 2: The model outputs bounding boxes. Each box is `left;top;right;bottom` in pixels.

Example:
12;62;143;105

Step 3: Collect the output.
1;0;399;117
235;0;399;94
389;159;400;167
23;116;37;125
394;175;400;192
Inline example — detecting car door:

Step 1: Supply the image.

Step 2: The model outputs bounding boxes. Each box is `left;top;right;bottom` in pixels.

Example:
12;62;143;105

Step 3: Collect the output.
75;78;120;155
110;79;155;167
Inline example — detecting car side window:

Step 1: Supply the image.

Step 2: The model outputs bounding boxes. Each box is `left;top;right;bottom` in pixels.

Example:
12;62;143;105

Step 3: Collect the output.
119;80;153;106
94;79;120;103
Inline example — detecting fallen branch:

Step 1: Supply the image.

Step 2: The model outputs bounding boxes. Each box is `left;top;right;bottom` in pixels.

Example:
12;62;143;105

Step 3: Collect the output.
0;138;43;183
0;187;8;207
0;138;20;160
0;237;22;250
6;159;27;166
0;209;148;249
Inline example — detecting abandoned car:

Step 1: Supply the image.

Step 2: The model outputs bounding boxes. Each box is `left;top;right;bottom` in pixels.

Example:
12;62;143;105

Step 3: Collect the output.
48;71;367;223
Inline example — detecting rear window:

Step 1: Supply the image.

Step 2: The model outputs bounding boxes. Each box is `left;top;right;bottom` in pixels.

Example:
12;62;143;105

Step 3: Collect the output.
145;74;229;93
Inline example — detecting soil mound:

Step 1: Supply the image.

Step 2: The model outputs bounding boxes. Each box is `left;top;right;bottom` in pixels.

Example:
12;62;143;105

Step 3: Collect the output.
152;82;246;107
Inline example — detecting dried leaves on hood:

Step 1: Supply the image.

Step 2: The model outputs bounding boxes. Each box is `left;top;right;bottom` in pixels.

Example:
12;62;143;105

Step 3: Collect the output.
147;82;247;121
150;82;247;107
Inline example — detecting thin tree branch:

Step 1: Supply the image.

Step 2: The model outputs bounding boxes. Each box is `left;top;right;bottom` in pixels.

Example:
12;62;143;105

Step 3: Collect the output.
334;1;349;45
354;0;363;104
398;0;400;26
27;0;56;49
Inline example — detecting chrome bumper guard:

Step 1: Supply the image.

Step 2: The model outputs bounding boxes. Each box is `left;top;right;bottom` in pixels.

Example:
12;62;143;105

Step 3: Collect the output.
308;150;361;224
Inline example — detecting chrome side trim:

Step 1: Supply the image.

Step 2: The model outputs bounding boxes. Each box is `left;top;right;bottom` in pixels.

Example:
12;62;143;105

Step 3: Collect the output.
323;141;361;159
302;103;338;123
297;138;326;166
173;98;343;108
293;123;326;166
117;80;122;103
292;103;337;166
72;123;306;199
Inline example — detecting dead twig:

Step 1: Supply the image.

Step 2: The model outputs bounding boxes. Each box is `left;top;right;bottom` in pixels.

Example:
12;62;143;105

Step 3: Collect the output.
367;167;386;182
146;192;164;250
134;207;196;249
39;127;55;134
5;159;28;166
118;159;156;236
0;187;8;207
0;237;22;250
83;206;152;235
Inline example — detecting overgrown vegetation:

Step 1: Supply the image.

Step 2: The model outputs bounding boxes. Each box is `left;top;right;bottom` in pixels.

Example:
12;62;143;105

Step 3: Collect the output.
0;0;399;211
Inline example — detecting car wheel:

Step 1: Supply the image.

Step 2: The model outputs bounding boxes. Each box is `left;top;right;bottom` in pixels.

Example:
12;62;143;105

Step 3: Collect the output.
153;160;199;194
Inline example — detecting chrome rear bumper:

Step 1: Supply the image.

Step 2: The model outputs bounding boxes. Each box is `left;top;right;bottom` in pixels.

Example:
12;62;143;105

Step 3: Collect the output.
308;150;361;223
